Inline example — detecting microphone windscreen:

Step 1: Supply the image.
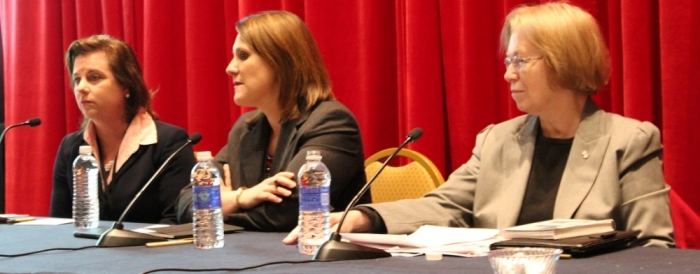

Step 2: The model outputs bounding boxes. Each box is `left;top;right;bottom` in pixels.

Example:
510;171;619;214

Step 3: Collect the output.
407;127;423;142
189;132;202;144
27;118;41;127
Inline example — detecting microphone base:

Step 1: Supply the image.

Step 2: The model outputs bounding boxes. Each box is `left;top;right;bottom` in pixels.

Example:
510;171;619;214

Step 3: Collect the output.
96;228;167;247
312;240;392;261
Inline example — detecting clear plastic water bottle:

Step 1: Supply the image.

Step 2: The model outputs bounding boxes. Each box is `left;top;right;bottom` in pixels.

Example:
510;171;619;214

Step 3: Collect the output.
297;150;331;255
72;145;99;229
192;151;224;249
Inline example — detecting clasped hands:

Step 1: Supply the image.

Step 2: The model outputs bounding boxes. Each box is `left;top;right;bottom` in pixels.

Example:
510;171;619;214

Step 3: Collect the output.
217;163;372;245
220;164;296;212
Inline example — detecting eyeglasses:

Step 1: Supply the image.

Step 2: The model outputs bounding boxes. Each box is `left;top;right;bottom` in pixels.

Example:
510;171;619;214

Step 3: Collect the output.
504;56;544;70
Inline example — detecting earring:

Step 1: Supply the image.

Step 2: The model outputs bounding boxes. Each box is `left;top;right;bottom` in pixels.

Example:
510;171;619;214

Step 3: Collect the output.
125;93;130;98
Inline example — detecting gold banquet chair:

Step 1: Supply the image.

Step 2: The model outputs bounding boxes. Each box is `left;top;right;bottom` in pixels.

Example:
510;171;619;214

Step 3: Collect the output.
364;148;445;203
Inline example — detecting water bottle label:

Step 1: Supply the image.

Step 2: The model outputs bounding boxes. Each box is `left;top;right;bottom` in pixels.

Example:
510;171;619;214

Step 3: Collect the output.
193;186;222;210
192;167;217;186
299;186;330;211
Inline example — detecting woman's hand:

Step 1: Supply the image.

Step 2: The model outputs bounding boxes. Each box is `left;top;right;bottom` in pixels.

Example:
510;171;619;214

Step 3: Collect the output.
282;210;372;245
237;171;296;210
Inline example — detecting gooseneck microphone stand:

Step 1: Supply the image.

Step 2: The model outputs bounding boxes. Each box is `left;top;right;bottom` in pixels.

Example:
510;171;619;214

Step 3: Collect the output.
96;133;202;247
313;128;423;261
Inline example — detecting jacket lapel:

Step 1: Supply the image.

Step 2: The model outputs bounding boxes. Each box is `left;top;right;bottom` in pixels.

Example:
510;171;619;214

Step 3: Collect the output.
553;99;610;219
110;150;139;184
271;111;309;174
239;118;269;183
498;116;538;228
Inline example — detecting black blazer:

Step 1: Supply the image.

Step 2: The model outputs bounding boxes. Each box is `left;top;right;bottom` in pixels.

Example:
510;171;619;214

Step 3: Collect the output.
50;121;196;224
177;100;370;231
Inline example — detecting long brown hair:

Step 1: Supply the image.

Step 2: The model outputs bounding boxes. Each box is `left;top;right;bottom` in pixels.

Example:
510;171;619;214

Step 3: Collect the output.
236;11;334;124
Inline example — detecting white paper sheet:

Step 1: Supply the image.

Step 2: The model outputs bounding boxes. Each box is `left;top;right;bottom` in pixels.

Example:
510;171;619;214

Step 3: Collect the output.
0;214;29;218
12;218;73;226
341;225;500;247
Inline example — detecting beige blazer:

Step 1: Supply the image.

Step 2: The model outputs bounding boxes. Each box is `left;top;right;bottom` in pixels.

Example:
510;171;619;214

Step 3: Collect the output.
366;99;675;247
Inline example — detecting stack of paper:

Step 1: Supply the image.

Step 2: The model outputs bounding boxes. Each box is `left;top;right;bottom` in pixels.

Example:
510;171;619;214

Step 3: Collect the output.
500;219;615;240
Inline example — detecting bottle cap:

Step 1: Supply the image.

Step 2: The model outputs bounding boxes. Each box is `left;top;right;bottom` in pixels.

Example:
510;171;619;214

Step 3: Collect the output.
305;150;322;161
79;145;92;155
196;151;213;161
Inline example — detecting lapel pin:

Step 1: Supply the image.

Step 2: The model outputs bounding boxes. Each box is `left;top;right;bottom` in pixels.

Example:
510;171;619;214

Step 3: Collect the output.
582;150;589;159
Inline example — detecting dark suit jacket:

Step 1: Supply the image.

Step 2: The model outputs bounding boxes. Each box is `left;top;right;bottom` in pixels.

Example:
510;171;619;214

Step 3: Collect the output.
177;100;369;231
366;99;675;247
50;121;196;224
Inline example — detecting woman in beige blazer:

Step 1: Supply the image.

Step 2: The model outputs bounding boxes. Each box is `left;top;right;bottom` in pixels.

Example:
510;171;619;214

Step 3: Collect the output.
284;2;674;247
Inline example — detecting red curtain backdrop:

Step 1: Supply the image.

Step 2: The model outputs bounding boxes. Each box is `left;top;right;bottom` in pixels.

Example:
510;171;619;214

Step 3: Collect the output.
1;0;698;248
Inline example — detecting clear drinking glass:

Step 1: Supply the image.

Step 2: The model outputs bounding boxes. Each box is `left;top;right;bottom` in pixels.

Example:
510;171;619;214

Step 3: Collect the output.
487;248;562;274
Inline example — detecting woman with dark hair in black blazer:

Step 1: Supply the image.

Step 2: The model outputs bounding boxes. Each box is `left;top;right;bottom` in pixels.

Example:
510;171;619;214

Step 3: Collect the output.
177;11;369;232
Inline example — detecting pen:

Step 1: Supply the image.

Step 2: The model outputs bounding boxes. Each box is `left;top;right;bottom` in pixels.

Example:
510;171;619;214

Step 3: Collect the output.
146;238;194;248
8;217;35;224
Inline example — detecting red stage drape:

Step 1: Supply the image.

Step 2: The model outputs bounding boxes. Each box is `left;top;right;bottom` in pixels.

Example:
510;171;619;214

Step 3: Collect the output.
2;0;698;248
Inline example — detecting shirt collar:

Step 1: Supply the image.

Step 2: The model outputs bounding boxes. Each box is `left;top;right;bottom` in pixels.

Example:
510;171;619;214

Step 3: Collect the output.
83;109;157;179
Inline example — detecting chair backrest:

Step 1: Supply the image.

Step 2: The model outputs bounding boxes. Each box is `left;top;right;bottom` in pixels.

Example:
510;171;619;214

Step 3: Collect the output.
364;148;444;203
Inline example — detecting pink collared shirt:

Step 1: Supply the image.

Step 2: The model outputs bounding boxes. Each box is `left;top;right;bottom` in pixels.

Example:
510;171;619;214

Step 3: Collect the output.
83;109;157;186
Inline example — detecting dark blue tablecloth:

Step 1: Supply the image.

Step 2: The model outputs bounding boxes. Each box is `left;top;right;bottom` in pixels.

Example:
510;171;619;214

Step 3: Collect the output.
0;221;698;273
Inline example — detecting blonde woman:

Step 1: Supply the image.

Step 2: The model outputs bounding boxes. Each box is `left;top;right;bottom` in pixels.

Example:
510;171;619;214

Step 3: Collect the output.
285;2;674;248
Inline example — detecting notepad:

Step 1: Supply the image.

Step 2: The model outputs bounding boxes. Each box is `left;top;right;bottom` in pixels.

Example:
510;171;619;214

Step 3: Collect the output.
74;223;244;240
137;223;244;239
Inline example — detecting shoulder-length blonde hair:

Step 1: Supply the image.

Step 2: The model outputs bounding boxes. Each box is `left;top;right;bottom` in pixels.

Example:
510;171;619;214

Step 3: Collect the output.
236;10;334;124
500;2;611;95
66;34;155;127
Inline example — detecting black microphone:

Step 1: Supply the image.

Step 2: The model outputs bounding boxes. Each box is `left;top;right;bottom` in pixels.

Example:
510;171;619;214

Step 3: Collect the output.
96;132;202;247
0;117;42;144
313;127;423;261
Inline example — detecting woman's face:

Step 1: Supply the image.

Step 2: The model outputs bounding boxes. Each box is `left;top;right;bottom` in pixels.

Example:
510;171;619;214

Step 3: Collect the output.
503;31;558;116
72;51;127;123
226;35;279;110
